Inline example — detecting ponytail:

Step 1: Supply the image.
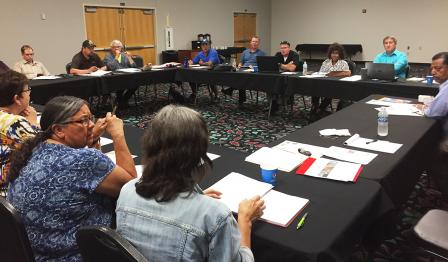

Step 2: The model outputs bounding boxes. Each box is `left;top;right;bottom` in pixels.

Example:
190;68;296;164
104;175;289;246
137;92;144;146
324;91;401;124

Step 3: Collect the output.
8;130;52;182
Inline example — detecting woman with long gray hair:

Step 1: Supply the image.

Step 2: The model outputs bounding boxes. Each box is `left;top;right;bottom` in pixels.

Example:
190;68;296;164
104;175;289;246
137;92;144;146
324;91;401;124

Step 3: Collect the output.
7;96;137;261
116;104;265;261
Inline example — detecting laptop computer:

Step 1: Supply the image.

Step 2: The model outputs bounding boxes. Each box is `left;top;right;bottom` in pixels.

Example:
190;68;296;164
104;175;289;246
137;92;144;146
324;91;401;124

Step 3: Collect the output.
256;56;280;73
366;62;397;81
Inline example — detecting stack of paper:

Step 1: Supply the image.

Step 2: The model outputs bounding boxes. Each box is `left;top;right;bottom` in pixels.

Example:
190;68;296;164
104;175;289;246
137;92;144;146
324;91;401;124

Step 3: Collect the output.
339;75;362;81
272;140;327;158
296;157;362;182
406;77;425;82
323;146;377;165
245;147;308;172
366;97;412;106
344;134;403;153
116;68;142;73
81;70;111;77
209;172;309;227
374;104;423;117
299;72;327;78
319;128;351;137
32;75;61;80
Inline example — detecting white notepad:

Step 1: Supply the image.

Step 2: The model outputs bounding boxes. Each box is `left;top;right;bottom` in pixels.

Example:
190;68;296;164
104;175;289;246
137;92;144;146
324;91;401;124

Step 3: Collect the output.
245;147;308;172
324;146;377;165
344;134;403;154
209;172;309;227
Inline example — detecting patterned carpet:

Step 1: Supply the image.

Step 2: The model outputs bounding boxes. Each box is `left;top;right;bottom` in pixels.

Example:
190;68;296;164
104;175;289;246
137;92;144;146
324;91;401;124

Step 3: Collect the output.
95;83;448;262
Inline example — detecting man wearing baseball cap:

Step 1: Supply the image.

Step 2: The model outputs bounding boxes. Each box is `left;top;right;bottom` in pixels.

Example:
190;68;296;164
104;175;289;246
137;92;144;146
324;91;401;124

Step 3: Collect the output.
69;40;106;75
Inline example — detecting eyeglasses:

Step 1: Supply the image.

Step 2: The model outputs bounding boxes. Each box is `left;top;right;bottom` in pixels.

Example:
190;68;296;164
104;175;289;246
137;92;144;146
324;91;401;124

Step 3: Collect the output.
62;115;95;127
21;87;32;93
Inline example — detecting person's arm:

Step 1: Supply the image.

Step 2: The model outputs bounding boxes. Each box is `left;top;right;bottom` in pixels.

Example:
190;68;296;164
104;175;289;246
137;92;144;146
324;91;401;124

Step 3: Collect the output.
327;71;351;77
95;54;107;71
210;50;220;65
70;67;98;75
103;53;120;71
40;63;50;76
12;62;22;73
425;87;448;119
394;53;408;75
281;61;297;72
192;53;201;64
237;195;265;248
326;60;351;77
125;53;136;68
373;53;381;63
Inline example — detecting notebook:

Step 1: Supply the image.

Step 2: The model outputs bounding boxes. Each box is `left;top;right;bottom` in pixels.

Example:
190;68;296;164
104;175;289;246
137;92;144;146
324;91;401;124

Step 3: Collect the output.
209;172;309;227
245;147;308;172
296;157;362;182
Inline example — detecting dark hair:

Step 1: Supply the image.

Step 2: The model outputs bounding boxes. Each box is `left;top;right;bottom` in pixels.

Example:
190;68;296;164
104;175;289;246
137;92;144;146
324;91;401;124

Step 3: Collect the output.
8;96;88;182
20;45;33;54
0;71;29;106
327;42;346;60
280;41;290;46
135;105;212;202
432;52;448;65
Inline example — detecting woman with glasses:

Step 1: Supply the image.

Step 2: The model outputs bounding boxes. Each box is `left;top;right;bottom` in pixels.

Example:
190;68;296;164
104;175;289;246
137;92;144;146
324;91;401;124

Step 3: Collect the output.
0;71;39;194
116;105;265;261
7;96;137;261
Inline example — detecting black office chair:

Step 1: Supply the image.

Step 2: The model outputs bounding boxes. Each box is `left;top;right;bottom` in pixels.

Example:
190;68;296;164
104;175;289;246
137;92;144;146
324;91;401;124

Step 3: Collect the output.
66;62;72;74
218;54;227;64
0;197;36;262
131;55;144;68
76;226;148;262
405;65;410;78
346;59;356;75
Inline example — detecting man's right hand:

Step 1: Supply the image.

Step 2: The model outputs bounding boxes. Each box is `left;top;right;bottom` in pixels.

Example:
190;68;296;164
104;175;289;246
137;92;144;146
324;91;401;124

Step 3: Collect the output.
88;66;99;72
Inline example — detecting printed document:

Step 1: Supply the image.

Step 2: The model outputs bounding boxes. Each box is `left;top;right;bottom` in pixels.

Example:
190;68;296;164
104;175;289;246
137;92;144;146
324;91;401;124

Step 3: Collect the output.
245;147;308;172
296;157;362;182
344;134;402;154
324;146;377;165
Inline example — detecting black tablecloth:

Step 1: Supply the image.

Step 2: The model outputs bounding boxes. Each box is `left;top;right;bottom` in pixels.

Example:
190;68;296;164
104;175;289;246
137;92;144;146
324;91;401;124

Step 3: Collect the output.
175;68;286;94
30;76;100;105
285;76;439;100
115;126;389;262
271;95;442;206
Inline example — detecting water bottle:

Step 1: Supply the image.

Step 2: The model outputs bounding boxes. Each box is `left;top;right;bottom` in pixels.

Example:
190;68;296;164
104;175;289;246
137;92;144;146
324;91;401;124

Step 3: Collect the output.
183;57;189;68
377;107;389;136
231;58;236;69
302;61;308;75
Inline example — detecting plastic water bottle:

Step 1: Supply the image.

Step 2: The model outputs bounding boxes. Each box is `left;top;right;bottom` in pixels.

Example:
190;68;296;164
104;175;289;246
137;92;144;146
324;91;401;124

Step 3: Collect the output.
377;107;389;136
231;58;236;69
302;61;308;75
183;57;189;68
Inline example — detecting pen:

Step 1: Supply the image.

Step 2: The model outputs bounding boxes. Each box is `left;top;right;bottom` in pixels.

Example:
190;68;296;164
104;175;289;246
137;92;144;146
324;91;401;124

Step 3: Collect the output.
296;212;308;230
366;139;377;144
112;105;118;115
297;148;312;156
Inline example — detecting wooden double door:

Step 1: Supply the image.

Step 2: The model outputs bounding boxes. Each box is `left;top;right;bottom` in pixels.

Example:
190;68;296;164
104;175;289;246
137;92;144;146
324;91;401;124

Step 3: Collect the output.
84;6;156;65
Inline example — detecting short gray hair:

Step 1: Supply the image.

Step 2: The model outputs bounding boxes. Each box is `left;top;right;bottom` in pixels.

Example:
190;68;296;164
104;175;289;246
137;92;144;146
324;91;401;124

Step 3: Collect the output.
383;36;397;44
110;40;123;47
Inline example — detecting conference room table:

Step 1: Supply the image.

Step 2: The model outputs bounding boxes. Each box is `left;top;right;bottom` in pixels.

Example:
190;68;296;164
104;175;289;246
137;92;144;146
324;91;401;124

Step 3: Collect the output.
269;95;442;207
30;67;439;107
106;126;389;262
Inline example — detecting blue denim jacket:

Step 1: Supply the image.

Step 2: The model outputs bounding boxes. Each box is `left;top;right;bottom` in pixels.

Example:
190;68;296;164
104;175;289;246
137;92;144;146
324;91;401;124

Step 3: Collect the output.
116;179;254;262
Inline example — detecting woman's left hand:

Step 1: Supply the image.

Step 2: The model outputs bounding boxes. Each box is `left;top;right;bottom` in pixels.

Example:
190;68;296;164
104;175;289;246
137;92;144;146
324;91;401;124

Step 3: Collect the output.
204;188;222;199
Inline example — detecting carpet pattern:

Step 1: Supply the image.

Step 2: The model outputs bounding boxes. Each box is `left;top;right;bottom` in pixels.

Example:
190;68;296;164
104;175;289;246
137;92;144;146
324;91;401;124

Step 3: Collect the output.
96;83;447;262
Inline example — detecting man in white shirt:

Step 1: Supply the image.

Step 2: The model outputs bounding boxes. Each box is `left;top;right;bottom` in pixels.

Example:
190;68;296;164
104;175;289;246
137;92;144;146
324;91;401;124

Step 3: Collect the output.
13;45;50;79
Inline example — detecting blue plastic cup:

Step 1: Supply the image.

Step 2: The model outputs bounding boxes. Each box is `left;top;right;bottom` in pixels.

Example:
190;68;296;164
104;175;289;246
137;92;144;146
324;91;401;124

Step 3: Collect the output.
260;164;277;186
426;75;433;85
253;66;259;72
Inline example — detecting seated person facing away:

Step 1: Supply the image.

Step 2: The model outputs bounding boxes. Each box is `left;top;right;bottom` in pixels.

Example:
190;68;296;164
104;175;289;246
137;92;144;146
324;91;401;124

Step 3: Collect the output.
13;45;50;79
103;39;137;109
312;42;351;114
7;96;137;261
269;41;301;113
0;60;9;74
373;35;408;78
116;105;265;262
0;71;39;194
418;52;448;197
70;40;106;75
223;36;266;104
187;39;221;101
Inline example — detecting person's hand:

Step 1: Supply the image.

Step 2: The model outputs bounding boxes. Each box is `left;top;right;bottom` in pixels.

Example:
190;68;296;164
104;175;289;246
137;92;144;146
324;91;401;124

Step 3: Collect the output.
92;117;107;141
203;188;222;199
198;60;204;65
238;195;266;222
414;104;425;111
188;60;193;65
89;66;99;72
21;106;38;126
105;112;124;138
114;49;121;56
124;51;132;57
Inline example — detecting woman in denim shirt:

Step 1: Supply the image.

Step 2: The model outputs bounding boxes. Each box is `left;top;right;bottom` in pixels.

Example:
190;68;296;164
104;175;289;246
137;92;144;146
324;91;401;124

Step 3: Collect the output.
116;105;265;261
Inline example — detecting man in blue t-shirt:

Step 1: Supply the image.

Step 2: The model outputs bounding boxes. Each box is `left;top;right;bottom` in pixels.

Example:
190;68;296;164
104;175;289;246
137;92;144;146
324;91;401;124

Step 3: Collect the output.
188;40;220;101
223;36;266;104
373;36;408;78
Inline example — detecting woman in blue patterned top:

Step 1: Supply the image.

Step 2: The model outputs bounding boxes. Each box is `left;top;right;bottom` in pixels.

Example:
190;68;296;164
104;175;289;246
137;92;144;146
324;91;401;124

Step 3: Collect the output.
7;96;137;261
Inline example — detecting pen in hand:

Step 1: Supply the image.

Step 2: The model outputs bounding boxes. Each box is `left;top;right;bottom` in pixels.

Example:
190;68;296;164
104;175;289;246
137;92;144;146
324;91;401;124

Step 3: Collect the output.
296;212;308;230
112;105;118;116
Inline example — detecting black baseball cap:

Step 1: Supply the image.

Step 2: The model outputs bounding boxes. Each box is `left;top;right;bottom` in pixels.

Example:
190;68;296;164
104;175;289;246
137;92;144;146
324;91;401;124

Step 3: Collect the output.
200;39;210;45
82;40;96;48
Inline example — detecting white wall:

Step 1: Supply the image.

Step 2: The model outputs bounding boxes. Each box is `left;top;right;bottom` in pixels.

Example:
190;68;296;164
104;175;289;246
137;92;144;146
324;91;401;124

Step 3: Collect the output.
271;0;448;63
1;0;271;74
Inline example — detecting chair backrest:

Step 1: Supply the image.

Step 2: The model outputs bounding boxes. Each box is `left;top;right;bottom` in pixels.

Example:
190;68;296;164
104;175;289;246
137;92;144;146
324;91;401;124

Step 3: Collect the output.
0;197;36;262
66;62;72;74
218;54;226;64
345;60;356;75
131;55;144;68
76;226;149;262
405;65;410;78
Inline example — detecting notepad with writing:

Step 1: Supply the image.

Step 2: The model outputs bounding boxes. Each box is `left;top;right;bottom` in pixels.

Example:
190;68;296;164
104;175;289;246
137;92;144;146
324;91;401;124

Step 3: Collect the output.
296;157;362;182
209;172;309;227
